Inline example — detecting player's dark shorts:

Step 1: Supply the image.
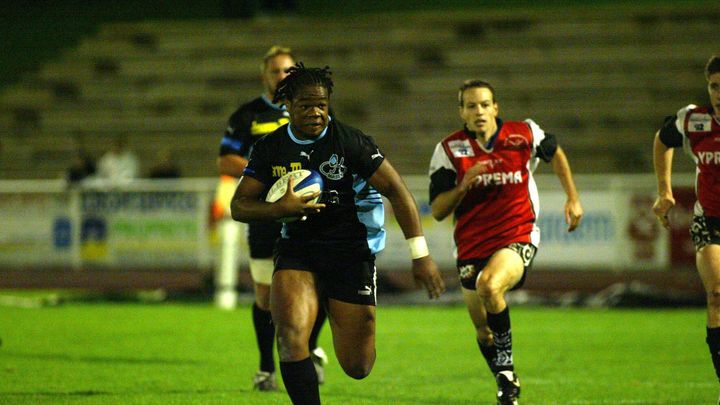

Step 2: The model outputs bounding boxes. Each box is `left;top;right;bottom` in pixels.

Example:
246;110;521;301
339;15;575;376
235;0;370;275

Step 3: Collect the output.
456;242;537;290
247;220;282;258
274;253;377;306
690;215;720;251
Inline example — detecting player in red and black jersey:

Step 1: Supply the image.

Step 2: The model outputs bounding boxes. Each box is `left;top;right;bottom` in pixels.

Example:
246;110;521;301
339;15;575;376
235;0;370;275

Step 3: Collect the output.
231;63;445;405
653;55;720;395
216;46;328;391
429;80;583;405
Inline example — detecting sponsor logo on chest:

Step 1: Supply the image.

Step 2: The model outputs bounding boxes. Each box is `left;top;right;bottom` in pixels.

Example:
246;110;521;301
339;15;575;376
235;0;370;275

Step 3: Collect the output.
448;139;474;157
502;134;529;149
475;171;523;186
698;151;720;165
688;113;713;132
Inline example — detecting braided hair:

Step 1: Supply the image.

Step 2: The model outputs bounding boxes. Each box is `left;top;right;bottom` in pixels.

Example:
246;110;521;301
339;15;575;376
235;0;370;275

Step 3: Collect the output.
272;62;334;104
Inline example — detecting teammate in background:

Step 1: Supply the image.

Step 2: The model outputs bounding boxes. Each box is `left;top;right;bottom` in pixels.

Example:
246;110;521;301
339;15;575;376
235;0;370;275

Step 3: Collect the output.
216;46;328;391
428;80;583;405
231;64;445;405
652;55;720;398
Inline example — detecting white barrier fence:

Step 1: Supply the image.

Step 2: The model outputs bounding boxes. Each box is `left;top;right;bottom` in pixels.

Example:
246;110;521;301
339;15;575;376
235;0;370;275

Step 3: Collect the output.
0;179;215;270
0;174;696;275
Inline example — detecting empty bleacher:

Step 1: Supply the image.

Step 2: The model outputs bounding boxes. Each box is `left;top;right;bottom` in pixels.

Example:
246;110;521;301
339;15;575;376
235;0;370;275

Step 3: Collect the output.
1;4;717;179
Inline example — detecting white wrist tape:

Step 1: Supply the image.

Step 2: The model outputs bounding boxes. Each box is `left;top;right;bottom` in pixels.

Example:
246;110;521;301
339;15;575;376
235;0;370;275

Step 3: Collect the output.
407;236;429;260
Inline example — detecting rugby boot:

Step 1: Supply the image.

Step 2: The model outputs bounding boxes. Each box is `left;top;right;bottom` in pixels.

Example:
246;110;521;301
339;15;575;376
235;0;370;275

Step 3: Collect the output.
252;370;278;391
311;347;329;384
495;370;520;405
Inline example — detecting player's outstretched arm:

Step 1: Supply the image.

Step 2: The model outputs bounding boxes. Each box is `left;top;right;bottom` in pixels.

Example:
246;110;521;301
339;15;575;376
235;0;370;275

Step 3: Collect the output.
652;131;676;229
230;175;323;222
369;160;445;299
550;146;583;232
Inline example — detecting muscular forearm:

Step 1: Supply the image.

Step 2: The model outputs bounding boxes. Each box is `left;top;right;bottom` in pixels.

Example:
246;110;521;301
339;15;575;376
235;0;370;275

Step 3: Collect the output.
370;160;424;238
385;184;424;239
230;176;281;222
230;197;282;222
550;147;579;202
653;132;674;197
231;174;324;223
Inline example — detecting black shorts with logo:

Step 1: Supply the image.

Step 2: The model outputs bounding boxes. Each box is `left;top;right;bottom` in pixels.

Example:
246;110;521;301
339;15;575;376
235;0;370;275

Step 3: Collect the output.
690;215;720;251
456;242;537;290
274;253;377;306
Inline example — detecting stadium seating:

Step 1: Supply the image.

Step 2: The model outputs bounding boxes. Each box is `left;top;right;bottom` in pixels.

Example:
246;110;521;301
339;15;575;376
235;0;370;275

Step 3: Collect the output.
0;4;716;179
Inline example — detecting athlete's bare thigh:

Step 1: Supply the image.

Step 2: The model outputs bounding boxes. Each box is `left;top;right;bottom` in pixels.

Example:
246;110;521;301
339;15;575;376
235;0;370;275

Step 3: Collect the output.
326;298;376;379
270;269;319;361
477;248;525;293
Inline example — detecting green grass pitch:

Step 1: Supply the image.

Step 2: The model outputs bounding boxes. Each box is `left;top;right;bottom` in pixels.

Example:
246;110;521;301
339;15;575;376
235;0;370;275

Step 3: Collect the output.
0;301;715;404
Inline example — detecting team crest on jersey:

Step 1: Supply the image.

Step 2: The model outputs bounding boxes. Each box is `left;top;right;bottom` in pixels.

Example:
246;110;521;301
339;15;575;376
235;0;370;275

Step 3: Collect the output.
319;154;346;180
688;113;712;132
448;140;474;157
503;134;529;149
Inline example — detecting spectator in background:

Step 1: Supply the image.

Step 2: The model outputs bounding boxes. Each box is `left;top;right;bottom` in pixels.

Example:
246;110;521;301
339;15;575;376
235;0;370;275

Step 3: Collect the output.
65;150;96;184
96;135;139;184
652;55;720;391
428;79;583;404
149;149;181;179
216;46;328;391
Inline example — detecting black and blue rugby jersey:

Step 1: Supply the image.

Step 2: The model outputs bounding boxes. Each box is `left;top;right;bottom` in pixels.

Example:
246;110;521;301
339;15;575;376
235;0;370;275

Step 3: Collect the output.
219;95;290;159
244;119;386;259
218;95;288;254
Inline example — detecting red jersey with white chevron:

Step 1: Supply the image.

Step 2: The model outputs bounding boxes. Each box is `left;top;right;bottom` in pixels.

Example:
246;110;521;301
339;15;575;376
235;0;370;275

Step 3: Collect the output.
673;105;720;217
429;119;548;260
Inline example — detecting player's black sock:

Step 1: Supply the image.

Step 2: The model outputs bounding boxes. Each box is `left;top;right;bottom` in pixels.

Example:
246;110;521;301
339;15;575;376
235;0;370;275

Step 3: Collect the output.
477;338;499;374
309;305;327;351
280;357;320;405
706;326;720;381
252;303;275;373
487;306;514;373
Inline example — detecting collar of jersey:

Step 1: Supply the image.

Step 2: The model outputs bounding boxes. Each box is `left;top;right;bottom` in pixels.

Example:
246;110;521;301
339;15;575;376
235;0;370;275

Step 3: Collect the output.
261;94;286;111
463;118;503;149
287;116;332;144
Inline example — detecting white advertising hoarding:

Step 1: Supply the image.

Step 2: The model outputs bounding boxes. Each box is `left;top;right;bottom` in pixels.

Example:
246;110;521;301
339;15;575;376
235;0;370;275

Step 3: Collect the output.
0;175;688;272
0;180;214;270
79;190;211;267
0;188;76;266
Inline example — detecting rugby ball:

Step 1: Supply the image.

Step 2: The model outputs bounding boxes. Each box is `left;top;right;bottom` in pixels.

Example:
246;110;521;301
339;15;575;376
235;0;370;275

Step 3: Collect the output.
265;169;324;222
